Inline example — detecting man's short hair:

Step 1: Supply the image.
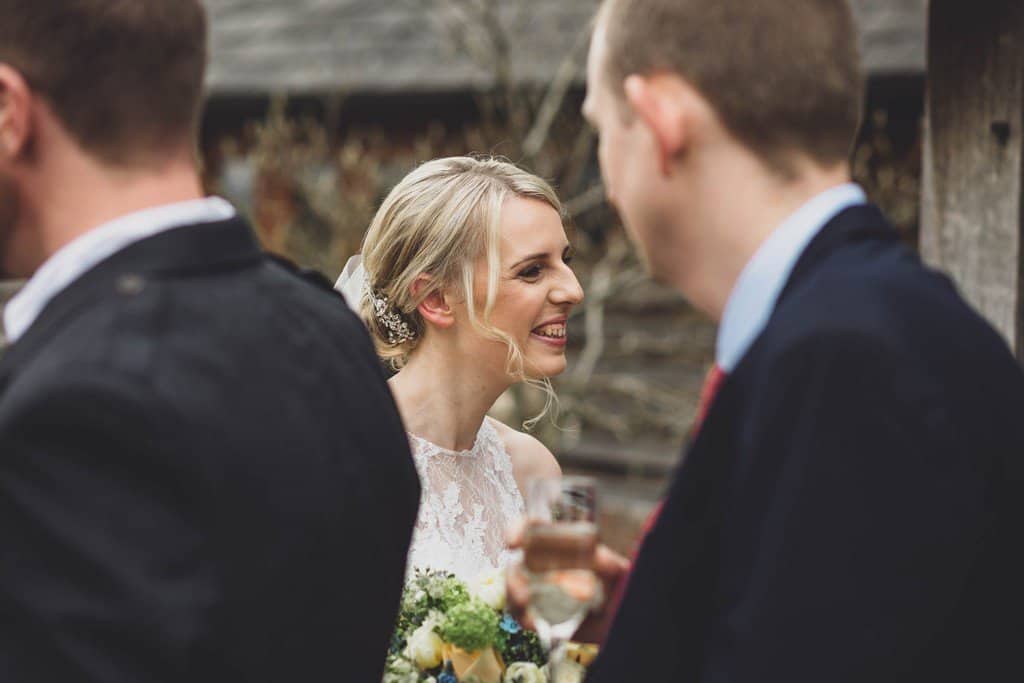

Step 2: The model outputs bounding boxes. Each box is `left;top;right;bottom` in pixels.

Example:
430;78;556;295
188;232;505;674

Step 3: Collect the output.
0;0;208;165
599;0;864;175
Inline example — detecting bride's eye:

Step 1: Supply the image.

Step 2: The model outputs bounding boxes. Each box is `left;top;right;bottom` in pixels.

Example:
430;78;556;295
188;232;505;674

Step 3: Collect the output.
518;263;543;280
563;247;576;265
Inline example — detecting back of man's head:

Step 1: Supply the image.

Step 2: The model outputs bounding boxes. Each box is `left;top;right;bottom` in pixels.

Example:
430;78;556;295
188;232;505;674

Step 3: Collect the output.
599;0;863;177
0;0;208;167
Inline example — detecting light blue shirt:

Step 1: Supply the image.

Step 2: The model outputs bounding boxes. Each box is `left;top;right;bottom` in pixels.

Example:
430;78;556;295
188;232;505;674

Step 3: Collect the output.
716;183;867;372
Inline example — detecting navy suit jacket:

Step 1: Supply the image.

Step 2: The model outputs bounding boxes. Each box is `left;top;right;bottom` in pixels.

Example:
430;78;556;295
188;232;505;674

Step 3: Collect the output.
0;217;420;681
588;205;1024;682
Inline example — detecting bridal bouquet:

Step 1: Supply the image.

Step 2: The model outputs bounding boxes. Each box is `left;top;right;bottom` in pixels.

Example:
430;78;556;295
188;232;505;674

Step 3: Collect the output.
383;568;592;683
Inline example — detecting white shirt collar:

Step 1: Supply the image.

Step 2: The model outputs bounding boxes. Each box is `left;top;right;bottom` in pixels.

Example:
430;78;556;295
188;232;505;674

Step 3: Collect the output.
716;183;867;372
2;196;236;345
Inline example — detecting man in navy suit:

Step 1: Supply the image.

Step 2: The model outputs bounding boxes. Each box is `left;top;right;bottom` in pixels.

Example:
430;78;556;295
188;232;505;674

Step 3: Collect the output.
0;2;418;680
511;0;1024;680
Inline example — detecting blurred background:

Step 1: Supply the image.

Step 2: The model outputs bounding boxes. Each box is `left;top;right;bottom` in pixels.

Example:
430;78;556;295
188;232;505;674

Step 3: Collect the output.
1;0;929;554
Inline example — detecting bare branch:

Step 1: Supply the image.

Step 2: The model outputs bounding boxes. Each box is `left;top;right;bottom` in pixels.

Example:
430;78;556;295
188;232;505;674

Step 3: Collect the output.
562;126;596;194
429;0;499;73
572;262;610;383
570;235;632;385
522;22;592;162
564;183;607;218
426;0;531;137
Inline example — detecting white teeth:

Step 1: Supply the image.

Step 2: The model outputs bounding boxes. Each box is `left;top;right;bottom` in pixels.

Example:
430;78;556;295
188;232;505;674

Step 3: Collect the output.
533;324;566;338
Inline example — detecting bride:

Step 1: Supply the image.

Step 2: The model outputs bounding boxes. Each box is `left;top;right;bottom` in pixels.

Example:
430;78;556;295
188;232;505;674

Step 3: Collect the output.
337;156;584;581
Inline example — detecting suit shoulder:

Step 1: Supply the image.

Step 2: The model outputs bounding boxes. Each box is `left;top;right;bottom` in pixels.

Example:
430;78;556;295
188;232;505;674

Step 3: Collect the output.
769;242;992;354
745;243;1023;421
16;285;168;382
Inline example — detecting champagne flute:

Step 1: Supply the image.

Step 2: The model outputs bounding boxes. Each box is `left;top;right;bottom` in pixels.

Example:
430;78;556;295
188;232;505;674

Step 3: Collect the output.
523;476;602;679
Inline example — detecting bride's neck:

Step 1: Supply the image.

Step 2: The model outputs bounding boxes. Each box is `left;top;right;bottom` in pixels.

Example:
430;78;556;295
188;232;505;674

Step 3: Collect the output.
388;342;510;452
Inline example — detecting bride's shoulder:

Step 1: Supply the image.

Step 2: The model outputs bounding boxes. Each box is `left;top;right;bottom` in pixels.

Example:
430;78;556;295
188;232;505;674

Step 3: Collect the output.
485;417;562;481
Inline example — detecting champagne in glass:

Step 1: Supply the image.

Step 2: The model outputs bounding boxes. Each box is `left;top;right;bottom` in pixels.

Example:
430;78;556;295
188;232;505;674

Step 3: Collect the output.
523;476;602;676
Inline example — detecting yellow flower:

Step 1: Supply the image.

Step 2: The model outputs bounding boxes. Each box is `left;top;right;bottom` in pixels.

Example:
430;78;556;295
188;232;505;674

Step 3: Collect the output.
564;642;599;667
504;661;548;683
405;622;444;670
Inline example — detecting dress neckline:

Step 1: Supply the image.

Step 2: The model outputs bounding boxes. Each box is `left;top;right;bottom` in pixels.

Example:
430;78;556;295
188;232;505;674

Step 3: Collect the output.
407;419;495;458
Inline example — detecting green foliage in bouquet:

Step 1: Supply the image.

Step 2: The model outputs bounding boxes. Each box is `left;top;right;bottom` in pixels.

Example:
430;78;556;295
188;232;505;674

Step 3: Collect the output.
396;569;472;640
385;569;550;682
437;600;500;653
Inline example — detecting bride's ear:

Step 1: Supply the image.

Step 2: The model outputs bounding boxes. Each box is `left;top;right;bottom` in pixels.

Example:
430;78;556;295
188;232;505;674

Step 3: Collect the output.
412;275;455;329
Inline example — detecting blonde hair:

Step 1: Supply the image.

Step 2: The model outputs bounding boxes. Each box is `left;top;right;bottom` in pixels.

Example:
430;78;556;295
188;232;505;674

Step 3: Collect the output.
358;156;564;426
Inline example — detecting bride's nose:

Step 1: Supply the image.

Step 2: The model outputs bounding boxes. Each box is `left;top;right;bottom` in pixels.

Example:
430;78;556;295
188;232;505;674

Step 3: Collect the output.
550;266;584;305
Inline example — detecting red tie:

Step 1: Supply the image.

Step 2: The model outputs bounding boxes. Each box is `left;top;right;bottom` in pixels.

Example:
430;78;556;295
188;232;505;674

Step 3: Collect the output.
602;363;728;631
692;363;728;437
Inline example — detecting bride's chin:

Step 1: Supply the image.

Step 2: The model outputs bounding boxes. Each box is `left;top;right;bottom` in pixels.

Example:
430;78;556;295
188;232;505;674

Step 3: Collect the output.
524;356;567;380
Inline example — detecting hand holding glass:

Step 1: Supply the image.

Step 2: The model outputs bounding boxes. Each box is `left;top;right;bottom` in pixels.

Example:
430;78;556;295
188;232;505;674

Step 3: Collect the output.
522;476;602;675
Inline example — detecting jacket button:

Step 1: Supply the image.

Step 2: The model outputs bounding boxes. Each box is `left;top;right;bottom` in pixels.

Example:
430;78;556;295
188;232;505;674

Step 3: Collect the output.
117;274;146;296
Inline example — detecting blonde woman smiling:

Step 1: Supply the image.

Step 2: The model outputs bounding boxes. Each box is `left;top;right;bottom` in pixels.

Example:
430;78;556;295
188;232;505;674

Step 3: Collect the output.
336;156;583;580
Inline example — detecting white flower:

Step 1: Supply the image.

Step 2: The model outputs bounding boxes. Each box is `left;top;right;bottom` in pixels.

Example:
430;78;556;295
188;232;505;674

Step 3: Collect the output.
504;662;548;683
404;622;444;670
470;568;506;611
383;655;421;683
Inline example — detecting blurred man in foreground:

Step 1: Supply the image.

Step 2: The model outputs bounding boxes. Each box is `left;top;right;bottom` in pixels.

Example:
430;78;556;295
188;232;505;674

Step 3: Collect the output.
0;2;418;680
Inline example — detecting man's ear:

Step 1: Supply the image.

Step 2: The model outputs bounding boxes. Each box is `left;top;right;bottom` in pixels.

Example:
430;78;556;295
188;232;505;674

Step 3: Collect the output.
0;65;33;160
624;73;690;177
412;275;455;329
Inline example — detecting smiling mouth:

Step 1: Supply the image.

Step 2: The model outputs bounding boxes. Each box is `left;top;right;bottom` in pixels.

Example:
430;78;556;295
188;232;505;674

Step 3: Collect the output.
530;322;568;348
532;322;567;339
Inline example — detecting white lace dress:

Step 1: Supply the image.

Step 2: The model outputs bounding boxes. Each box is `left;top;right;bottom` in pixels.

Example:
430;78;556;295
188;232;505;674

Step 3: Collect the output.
406;418;525;581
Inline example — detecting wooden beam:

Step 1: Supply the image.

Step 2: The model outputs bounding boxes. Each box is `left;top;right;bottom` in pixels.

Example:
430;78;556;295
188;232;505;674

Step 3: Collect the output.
920;0;1024;359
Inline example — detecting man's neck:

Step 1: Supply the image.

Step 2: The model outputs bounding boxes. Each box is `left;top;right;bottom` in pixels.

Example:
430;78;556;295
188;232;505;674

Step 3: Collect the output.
18;156;204;276
670;157;851;323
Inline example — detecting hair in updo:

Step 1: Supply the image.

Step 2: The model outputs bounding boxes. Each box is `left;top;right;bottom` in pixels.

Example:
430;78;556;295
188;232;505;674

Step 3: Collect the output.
358;156;563;378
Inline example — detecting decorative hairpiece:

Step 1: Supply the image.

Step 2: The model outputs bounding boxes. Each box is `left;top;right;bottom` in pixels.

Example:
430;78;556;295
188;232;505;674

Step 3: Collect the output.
368;283;416;346
335;255;417;346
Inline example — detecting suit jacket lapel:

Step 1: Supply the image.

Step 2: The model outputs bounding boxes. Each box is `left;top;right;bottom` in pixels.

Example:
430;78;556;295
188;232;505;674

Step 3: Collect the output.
0;217;262;395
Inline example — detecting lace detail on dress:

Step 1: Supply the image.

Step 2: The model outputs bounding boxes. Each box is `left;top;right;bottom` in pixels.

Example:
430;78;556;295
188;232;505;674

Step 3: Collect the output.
406;418;525;581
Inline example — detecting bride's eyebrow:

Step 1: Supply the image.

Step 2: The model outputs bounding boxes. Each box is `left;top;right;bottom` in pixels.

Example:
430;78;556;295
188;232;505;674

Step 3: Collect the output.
508;252;549;270
508;243;573;269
